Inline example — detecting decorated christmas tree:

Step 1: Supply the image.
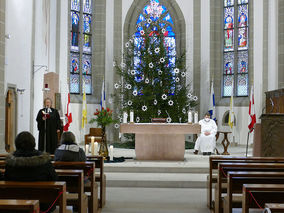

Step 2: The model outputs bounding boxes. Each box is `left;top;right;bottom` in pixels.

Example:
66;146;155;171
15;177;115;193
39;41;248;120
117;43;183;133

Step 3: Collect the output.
113;11;198;125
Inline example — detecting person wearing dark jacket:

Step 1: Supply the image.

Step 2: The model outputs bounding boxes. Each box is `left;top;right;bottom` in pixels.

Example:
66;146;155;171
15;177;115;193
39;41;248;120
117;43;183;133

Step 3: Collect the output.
4;131;57;212
54;131;86;162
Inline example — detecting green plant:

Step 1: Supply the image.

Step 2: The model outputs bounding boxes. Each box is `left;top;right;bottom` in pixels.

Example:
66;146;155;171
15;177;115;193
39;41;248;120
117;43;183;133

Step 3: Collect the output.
89;107;115;127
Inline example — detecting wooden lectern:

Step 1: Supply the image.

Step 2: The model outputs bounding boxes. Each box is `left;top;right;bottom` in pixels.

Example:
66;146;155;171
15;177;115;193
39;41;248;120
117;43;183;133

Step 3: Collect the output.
259;89;284;157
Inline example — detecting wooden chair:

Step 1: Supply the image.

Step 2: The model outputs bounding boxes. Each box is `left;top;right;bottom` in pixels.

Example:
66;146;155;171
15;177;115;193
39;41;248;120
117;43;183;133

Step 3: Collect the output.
52;161;99;213
86;155;106;208
0;181;66;213
224;171;284;213
0;199;39;213
215;163;284;213
56;169;87;213
85;128;106;145
242;184;284;213
208;156;284;209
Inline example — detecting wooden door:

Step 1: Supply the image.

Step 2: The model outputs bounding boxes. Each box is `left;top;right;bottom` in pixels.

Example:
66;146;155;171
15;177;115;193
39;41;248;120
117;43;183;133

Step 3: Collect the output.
5;89;16;153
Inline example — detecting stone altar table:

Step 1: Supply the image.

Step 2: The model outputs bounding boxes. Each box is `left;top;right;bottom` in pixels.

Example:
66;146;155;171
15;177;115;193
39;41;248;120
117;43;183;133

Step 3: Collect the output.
120;123;201;161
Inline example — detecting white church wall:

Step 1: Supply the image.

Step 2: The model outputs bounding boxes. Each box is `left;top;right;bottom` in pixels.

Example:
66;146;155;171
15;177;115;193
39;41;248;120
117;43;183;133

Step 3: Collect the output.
5;0;33;133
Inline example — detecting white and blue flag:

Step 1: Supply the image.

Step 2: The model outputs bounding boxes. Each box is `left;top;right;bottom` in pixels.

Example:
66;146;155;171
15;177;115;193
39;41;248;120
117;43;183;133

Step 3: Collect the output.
208;82;216;121
100;79;106;110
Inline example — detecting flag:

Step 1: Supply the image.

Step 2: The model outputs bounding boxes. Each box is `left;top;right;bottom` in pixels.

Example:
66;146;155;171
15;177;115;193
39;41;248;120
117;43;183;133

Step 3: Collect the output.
63;92;72;131
248;86;256;133
208;82;216;120
81;81;87;129
228;80;234;129
100;79;106;110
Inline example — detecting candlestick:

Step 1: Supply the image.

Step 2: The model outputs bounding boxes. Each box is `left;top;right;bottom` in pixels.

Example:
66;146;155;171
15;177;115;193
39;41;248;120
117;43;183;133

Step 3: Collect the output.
130;111;134;123
85;144;89;155
91;141;95;155
110;145;114;161
188;111;192;123
123;112;128;123
194;112;199;124
94;142;98;155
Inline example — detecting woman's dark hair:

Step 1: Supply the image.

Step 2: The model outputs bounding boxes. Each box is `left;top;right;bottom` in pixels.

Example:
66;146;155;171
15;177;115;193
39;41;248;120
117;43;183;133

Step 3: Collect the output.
60;131;76;145
15;131;36;151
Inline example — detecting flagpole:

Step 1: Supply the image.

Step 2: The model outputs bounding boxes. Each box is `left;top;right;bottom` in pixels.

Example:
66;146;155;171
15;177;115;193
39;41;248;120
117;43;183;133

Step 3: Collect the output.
245;131;250;157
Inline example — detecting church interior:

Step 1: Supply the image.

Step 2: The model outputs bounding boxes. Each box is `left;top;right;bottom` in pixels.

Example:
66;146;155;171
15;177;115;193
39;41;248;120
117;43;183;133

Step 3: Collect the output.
0;0;284;212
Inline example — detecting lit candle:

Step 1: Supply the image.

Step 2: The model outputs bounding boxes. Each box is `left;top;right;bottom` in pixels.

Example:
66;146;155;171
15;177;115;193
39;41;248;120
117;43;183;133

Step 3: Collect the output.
91;136;95;143
194;112;199;124
91;141;95;155
188;111;192;123
85;144;89;155
94;142;98;155
130;111;134;123
123;112;128;123
110;145;114;161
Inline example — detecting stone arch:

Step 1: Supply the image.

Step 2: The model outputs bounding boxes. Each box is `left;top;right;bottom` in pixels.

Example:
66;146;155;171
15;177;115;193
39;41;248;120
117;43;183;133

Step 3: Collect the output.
222;110;236;126
123;0;186;56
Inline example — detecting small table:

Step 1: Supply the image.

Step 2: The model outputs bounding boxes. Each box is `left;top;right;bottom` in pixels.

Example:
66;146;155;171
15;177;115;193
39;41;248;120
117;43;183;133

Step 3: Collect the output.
216;131;232;155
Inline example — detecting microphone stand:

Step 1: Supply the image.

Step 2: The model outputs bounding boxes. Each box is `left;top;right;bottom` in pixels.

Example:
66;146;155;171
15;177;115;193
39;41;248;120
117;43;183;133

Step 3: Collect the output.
44;108;47;152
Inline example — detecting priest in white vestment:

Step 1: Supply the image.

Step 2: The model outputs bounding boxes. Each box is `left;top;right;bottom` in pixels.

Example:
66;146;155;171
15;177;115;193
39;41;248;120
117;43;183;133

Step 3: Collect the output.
194;112;217;155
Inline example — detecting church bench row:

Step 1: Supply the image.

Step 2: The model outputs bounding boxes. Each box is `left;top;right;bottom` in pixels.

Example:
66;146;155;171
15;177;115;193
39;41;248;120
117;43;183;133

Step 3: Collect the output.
208;156;284;209
215;163;284;213
224;171;284;213
0;199;39;213
0;181;66;213
242;184;284;213
264;203;284;213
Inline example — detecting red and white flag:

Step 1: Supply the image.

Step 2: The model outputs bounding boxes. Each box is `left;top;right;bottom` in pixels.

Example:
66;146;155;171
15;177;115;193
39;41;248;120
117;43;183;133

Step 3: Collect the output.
63;92;72;131
248;86;256;133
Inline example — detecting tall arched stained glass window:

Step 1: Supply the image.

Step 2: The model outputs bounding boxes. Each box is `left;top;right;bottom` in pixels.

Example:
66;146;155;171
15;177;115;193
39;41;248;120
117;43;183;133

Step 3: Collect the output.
70;0;93;95
134;0;176;72
223;0;249;97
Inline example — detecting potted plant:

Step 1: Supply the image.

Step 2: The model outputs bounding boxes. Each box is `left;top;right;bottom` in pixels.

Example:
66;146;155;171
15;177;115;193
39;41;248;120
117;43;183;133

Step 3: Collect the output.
89;107;115;157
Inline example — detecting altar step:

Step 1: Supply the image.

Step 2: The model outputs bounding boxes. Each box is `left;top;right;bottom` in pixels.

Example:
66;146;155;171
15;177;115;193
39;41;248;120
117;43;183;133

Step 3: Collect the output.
105;172;208;188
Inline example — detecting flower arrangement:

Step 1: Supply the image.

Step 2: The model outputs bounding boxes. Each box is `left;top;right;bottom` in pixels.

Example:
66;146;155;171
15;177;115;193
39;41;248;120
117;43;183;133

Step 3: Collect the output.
89;107;115;127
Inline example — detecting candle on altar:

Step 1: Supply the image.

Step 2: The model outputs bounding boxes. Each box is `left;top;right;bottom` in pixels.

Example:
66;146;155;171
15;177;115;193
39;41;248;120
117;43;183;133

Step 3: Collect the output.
109;145;114;161
94;142;98;155
194;112;199;123
188;111;192;123
123;112;128;123
85;144;89;155
91;141;95;155
91;136;95;143
130;111;134;123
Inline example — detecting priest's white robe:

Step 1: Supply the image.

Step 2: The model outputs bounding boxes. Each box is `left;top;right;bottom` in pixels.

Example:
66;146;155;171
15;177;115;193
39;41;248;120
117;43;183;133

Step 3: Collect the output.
194;119;217;153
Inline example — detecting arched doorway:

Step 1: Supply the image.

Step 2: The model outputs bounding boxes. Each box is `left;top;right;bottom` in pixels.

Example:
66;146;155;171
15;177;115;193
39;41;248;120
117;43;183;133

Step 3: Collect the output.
5;88;17;153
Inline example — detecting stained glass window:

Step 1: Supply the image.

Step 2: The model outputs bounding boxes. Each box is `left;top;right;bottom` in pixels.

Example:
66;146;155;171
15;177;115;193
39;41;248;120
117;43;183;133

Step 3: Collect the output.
70;0;93;94
134;0;176;70
223;0;249;97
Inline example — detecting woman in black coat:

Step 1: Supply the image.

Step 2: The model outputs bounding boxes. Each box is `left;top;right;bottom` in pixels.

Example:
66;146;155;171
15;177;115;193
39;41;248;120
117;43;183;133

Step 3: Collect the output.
4;131;57;212
54;131;86;162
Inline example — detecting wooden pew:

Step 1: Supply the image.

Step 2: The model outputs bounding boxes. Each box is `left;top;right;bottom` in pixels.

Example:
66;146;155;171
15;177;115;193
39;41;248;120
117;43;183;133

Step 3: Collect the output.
0;199;39;213
264;203;284;212
56;169;87;213
52;161;99;213
86;155;105;208
242;184;284;213
0;181;66;213
224;171;284;213
215;163;284;213
208;156;284;209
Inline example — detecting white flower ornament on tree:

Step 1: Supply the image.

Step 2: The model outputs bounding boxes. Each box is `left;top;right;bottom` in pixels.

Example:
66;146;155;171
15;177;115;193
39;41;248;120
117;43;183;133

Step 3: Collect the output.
131;70;136;75
133;90;138;96
162;94;167;100
140;30;145;36
114;83;120;89
168;100;174;106
128;100;133;106
160;58;165;63
181;72;186;78
154;48;160;54
149;62;154;68
142;105;148;111
174;68;180;74
145;78;150;84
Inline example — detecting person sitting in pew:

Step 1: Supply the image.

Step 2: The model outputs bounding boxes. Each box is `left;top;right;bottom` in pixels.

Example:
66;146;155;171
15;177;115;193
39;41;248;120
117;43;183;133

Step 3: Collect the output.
4;131;57;212
4;131;57;181
54;131;86;162
194;112;217;155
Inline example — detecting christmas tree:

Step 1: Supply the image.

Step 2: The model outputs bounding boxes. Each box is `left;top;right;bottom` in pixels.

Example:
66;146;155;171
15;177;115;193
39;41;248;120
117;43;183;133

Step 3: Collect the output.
113;12;198;125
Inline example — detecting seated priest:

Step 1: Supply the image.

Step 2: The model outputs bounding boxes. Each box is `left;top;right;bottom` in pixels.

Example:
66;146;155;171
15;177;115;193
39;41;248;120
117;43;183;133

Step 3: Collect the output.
194;112;217;155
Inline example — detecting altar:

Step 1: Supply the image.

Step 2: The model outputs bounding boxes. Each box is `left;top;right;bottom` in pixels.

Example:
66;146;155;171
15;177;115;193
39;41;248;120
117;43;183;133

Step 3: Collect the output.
120;123;201;161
